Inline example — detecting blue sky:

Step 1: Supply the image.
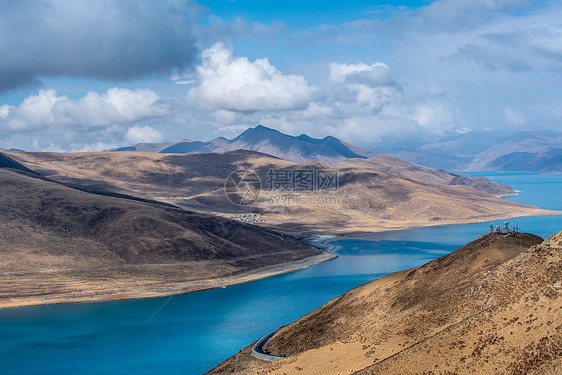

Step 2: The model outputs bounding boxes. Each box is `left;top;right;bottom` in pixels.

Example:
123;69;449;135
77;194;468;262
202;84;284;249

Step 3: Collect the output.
0;0;561;152
200;0;431;27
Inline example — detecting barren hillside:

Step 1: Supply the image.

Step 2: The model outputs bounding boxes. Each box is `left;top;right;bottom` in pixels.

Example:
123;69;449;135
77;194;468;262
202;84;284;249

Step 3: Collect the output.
4;150;554;235
0;156;327;308
210;231;562;375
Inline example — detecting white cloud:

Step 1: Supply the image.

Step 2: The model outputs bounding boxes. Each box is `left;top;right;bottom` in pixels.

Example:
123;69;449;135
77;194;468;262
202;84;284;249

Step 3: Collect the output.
419;0;531;31
125;125;164;144
57;88;168;127
1;88;167;132
456;127;473;134
329;62;389;83
213;109;239;125
0;87;173;152
412;105;454;132
451;19;562;71
0;104;10;118
5;90;67;130
190;43;314;111
180;45;419;146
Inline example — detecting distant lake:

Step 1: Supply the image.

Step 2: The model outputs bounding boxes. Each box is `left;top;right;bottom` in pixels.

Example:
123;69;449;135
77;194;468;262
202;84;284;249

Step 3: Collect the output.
1;173;561;375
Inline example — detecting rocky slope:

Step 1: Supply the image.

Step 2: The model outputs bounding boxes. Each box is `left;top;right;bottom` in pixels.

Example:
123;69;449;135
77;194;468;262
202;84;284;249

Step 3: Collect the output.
210;231;562;375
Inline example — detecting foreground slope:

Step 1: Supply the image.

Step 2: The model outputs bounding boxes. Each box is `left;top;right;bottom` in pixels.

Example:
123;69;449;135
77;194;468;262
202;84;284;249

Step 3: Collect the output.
210;231;562;375
0;158;328;308
4;150;552;235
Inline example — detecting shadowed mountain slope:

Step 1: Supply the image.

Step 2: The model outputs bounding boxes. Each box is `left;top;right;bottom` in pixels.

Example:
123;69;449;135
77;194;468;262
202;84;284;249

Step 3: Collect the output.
0;152;38;174
0;159;324;308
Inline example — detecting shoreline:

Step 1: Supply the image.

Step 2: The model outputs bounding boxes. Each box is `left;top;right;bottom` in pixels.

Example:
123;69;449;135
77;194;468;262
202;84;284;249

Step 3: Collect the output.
3;209;560;310
0;251;337;310
303;208;562;237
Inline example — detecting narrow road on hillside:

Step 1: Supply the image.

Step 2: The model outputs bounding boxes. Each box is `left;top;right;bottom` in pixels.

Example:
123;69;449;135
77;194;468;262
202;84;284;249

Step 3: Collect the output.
251;329;285;362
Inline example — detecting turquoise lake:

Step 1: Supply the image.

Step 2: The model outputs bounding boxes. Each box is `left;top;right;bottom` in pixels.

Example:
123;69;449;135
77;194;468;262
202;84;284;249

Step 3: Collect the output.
1;173;561;375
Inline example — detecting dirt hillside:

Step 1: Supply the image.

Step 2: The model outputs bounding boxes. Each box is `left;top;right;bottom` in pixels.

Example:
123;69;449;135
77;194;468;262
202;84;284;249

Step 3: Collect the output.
210;231;562;375
0;159;324;308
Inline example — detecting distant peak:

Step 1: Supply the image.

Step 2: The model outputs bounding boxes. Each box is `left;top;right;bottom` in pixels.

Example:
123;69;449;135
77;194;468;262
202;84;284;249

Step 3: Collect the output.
252;124;278;132
236;125;281;139
297;134;314;141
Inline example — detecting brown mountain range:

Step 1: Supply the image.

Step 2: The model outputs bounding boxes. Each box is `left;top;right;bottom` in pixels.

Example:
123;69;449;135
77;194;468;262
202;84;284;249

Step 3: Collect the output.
110;125;515;196
4;149;554;235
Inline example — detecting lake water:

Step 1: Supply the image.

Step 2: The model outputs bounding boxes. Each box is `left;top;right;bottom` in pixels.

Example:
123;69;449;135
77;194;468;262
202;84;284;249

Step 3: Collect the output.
1;173;561;375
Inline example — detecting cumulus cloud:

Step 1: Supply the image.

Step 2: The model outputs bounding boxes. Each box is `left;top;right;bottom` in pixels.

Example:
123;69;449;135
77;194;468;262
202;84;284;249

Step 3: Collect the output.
0;88;172;152
2;90;67;131
125;126;164;144
1;88;167;132
0;0;201;92
179;45;420;146
189;43;314;111
56;88;168;127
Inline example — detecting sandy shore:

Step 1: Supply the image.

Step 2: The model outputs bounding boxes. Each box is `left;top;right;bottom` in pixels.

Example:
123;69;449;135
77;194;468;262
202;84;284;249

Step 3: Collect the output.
0;252;337;309
303;208;562;237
